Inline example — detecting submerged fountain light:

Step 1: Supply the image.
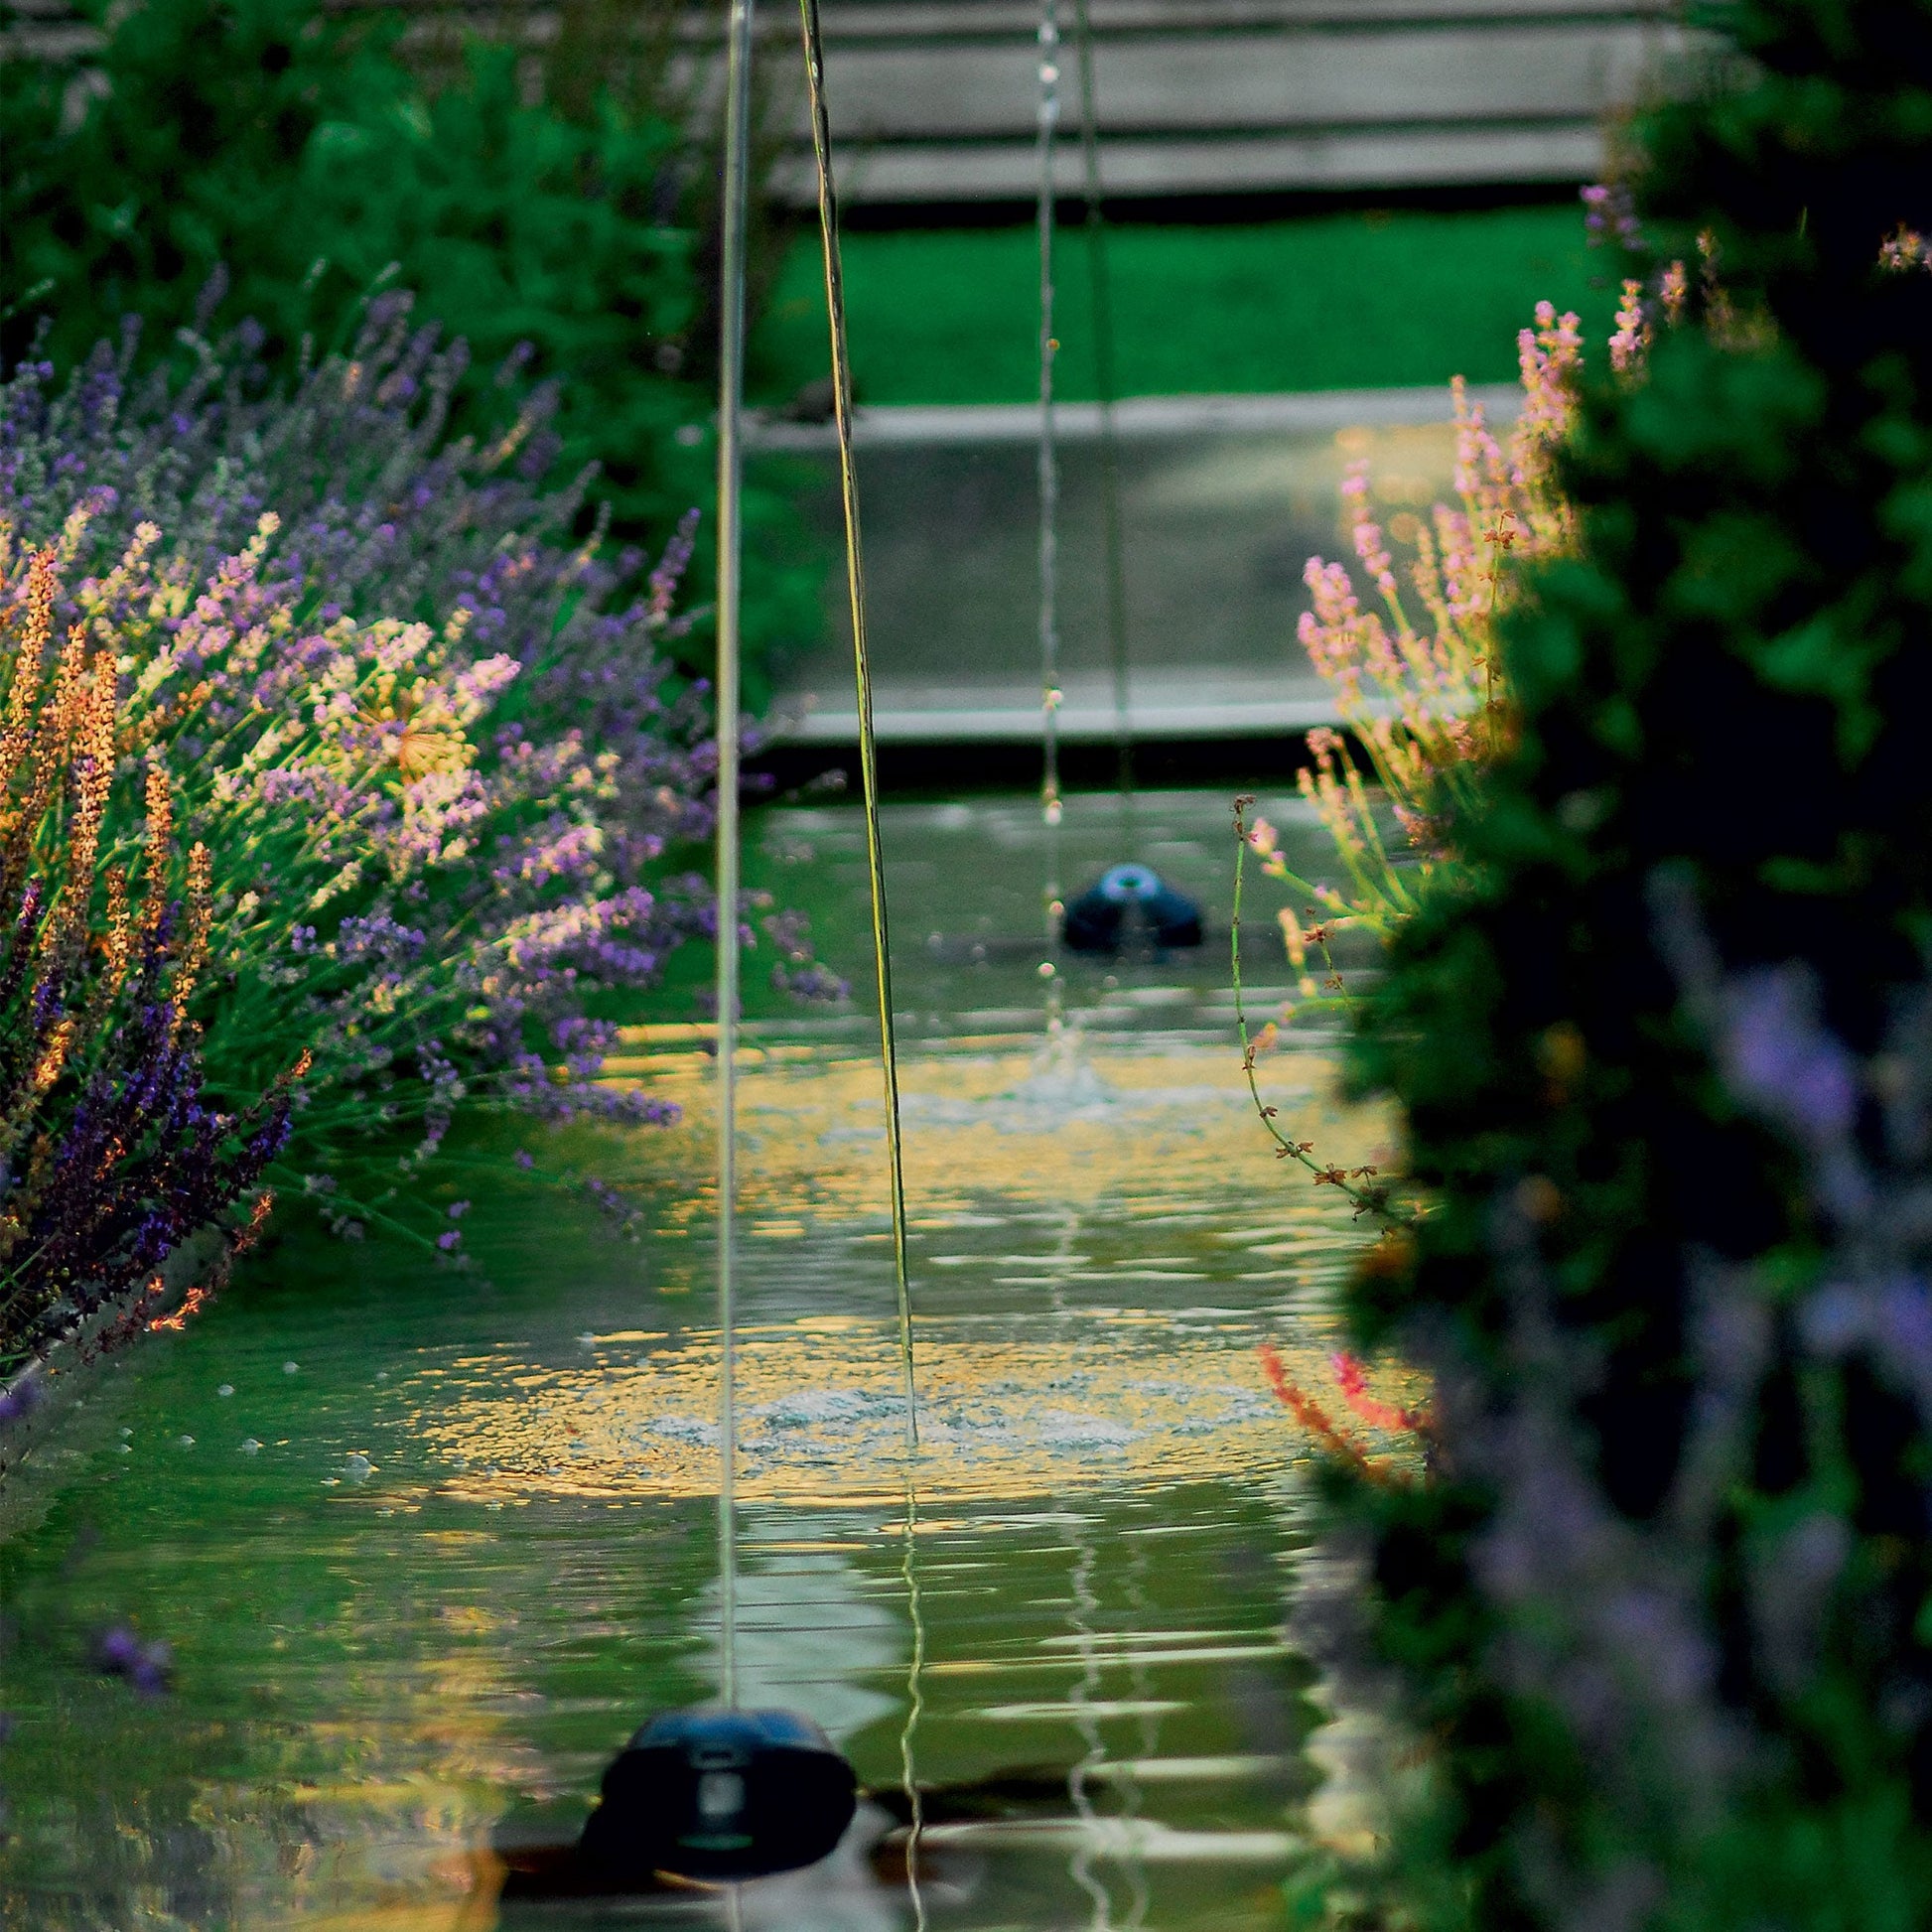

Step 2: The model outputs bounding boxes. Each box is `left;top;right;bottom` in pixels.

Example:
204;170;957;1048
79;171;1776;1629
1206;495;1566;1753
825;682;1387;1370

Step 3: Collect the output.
579;1709;858;1885
1063;863;1203;954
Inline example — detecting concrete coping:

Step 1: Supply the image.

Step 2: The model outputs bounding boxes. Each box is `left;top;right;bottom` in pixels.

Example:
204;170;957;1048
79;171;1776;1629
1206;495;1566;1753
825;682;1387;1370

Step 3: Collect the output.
763;689;1348;744
747;382;1523;451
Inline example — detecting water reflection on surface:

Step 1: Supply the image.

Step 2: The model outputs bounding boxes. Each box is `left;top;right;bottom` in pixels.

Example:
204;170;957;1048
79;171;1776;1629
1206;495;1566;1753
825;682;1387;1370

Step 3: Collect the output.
0;790;1391;1930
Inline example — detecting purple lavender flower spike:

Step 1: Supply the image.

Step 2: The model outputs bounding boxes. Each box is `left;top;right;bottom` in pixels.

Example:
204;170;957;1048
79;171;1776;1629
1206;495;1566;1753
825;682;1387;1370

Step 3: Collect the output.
1721;968;1858;1145
93;1626;174;1696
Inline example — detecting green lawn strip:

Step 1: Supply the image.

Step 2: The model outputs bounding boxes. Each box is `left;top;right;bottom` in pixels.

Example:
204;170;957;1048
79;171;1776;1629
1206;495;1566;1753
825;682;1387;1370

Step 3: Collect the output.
751;202;1618;406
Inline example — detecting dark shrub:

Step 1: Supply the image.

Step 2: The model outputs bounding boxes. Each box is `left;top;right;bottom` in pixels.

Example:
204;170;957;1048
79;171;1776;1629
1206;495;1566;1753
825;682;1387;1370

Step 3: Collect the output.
1306;0;1932;1924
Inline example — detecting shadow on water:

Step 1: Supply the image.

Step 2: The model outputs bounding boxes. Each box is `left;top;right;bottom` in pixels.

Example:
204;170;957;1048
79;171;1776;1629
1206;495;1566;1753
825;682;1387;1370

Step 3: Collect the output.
0;789;1389;1929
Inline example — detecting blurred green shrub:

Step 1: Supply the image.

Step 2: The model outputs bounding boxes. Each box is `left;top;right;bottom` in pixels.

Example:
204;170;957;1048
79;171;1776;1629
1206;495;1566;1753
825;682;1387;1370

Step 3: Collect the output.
1;0;816;697
1284;0;1932;1925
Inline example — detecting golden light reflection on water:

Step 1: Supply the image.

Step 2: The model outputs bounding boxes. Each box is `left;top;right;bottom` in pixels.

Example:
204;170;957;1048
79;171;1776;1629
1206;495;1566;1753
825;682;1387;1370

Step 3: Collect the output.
402;1039;1401;1508
410;1317;1353;1508
600;1035;1388;1237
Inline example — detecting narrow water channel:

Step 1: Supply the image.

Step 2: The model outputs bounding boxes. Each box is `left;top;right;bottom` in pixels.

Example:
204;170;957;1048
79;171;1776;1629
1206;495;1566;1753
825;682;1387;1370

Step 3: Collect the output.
0;789;1388;1931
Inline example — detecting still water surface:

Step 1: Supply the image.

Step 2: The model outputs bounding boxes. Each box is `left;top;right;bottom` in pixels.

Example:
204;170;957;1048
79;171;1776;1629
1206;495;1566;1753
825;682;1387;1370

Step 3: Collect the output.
0;790;1390;1930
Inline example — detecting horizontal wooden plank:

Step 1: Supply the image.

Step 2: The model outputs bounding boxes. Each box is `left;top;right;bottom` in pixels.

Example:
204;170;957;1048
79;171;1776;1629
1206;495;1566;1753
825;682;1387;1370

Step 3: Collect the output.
770;118;1610;198
315;0;1683;32
807;0;1676;42
741;22;1689;141
5;0;1693;58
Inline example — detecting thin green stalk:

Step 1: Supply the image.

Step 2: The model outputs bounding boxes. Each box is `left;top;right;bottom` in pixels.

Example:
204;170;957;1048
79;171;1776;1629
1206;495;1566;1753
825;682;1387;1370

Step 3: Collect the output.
797;0;916;1449
1230;796;1410;1226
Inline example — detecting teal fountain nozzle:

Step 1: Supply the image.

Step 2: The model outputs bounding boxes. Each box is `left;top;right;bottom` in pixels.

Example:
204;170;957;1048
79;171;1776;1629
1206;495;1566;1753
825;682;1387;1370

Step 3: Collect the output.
578;1708;858;1884
1063;863;1203;953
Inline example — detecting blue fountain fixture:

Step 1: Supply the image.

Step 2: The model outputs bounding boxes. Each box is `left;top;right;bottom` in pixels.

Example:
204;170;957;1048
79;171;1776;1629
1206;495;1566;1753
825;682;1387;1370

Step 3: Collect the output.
578;1708;858;1884
1063;863;1204;953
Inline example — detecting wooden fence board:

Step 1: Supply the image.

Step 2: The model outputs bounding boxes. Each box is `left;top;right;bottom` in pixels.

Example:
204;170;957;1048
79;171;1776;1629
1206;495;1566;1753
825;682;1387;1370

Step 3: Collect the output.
777;0;1696;200
779;24;1676;138
813;0;1686;34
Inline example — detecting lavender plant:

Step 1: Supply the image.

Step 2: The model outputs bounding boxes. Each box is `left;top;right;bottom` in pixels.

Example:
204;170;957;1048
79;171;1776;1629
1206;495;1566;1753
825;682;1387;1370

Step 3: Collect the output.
1249;305;1584;961
1238;282;1702;1212
0;305;832;1255
0;551;294;1368
0;519;683;1252
1232;307;1588;1221
1254;249;1703;989
0;289;719;872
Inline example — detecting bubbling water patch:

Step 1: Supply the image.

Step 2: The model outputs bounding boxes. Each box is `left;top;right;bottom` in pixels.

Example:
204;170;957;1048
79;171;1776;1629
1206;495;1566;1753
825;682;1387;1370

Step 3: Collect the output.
403;1316;1325;1509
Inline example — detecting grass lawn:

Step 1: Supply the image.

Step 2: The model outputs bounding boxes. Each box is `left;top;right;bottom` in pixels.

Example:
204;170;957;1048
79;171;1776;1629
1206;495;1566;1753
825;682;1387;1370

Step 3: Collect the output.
750;201;1619;407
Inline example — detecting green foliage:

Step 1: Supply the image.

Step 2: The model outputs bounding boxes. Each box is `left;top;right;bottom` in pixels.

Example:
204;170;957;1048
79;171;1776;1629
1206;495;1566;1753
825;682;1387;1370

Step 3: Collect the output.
1;0;817;695
1306;0;1932;1924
